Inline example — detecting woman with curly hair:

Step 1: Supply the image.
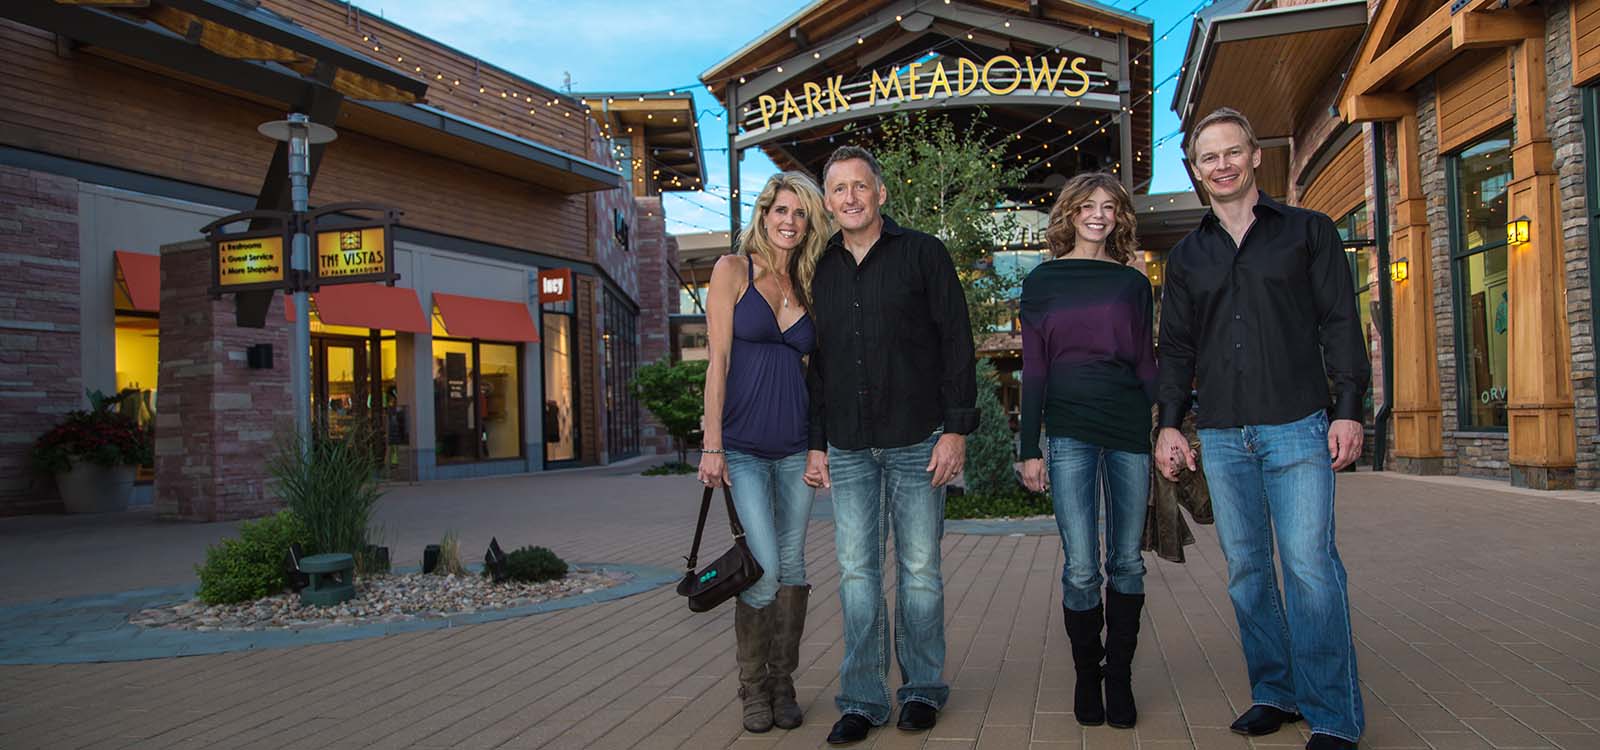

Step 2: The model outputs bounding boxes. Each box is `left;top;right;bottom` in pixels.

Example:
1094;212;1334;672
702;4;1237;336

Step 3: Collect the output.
697;171;831;734
1017;172;1156;730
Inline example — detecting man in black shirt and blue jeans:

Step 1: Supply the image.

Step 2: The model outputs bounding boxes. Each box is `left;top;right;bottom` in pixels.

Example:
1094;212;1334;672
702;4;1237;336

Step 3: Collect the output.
1156;108;1369;750
803;145;978;745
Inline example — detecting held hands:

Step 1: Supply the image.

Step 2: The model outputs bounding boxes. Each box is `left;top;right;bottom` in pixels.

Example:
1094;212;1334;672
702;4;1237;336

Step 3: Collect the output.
1155;427;1196;482
803;449;831;488
926;433;966;487
697;451;731;488
1019;458;1048;493
1328;419;1363;471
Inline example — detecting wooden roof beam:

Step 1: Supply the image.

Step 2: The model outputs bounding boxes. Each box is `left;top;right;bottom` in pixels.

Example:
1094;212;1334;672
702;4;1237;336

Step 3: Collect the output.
921;2;1120;61
1342;92;1413;123
1451;7;1544;50
1343;1;1451;97
730;0;922;109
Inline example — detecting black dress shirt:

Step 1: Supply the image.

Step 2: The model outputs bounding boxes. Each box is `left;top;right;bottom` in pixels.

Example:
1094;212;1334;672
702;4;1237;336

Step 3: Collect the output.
806;215;979;451
1156;192;1370;430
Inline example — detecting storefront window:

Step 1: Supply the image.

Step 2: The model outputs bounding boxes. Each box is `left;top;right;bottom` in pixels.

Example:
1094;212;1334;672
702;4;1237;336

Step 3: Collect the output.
672;317;709;362
604;290;641;460
543;299;578;463
432;332;523;464
1449;127;1513;429
113;312;158;480
1336;204;1375;424
679;284;708;314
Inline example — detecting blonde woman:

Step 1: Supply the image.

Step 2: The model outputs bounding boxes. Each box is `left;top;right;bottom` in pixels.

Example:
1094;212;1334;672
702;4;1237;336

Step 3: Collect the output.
697;171;831;733
1018;172;1155;730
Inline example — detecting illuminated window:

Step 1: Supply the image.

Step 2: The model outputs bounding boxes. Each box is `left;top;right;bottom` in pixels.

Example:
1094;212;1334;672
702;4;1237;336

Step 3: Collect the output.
1448;127;1512;430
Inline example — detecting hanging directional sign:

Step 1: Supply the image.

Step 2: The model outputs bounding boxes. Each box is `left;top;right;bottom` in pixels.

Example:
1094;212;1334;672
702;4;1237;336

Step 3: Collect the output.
201;210;296;296
306;203;401;287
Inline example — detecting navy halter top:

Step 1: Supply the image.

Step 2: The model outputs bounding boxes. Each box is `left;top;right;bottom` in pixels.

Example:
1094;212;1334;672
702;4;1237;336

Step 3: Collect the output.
722;256;815;459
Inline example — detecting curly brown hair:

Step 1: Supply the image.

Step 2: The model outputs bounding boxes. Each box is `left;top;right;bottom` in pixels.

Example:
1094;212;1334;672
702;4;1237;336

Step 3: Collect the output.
1044;172;1138;264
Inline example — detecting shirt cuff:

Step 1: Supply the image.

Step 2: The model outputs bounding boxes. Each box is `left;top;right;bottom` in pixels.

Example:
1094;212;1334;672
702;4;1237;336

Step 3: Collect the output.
808;425;828;452
943;407;979;436
1019;442;1042;460
1157;403;1187;429
1332;389;1364;423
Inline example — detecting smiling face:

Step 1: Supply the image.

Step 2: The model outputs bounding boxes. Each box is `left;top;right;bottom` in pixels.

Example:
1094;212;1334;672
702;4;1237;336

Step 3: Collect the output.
1072;187;1118;245
763;188;810;252
1189;121;1261;203
823;158;887;232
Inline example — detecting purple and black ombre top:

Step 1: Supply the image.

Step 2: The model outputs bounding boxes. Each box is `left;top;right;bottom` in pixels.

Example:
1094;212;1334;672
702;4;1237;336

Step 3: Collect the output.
1018;259;1157;458
723;257;815;459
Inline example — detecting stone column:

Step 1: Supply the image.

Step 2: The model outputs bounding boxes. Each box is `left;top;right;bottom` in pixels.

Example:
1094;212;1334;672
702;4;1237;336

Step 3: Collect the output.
1505;36;1578;489
154;239;290;520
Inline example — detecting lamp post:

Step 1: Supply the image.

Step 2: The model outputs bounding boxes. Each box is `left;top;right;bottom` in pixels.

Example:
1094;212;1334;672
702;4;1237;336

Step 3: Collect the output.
258;113;337;445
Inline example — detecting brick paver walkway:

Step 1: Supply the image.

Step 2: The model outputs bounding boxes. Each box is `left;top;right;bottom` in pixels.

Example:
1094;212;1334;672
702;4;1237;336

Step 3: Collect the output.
1;467;1597;749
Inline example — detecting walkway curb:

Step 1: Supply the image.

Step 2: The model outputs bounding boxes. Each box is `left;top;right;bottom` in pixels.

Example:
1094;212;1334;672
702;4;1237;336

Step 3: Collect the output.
0;562;679;665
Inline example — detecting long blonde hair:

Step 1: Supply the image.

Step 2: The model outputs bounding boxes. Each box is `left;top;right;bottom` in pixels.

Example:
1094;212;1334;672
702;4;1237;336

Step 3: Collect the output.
737;171;832;312
1045;172;1139;264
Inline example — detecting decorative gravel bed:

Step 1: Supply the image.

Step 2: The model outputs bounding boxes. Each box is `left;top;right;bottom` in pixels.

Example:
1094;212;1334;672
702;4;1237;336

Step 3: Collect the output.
129;569;630;632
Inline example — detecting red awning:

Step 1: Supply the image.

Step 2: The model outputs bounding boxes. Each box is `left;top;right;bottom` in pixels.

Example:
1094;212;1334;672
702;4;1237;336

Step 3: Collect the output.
311;284;430;334
114;250;160;312
433;292;540;343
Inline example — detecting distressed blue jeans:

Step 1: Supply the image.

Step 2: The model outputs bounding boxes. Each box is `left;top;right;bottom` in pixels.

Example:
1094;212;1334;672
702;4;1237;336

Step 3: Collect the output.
1197;410;1364;743
1047;436;1150;611
725;450;815;608
828;431;948;725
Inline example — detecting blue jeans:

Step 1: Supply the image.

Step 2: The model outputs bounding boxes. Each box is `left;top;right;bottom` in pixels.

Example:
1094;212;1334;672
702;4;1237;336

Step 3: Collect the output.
1047;436;1150;611
726;450;815;608
828;431;947;724
1198;410;1364;743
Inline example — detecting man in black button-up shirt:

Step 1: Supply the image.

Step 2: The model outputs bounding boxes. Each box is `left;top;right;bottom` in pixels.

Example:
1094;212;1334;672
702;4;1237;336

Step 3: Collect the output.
803;146;977;744
1156;108;1367;750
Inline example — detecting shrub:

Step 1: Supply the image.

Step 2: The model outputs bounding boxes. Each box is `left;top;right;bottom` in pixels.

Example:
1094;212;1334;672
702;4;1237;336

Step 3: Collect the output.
642;461;696;476
433;530;467;576
31;388;153;473
945;489;1052;520
268;427;384;574
965;359;1018;499
195;511;312;604
504;546;568;583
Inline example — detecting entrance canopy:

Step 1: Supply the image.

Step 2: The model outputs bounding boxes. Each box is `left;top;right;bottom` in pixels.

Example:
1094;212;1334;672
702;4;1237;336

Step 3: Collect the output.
701;0;1155;204
114;250;161;313
314;284;430;334
433;293;540;343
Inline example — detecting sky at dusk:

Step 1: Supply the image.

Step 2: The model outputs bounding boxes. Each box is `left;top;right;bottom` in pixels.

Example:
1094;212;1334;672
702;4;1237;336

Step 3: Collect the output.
350;0;1210;235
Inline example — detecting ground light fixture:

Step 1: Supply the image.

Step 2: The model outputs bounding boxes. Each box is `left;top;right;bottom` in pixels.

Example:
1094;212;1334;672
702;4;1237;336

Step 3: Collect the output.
1389;257;1409;283
485;538;509;582
1506;215;1531;246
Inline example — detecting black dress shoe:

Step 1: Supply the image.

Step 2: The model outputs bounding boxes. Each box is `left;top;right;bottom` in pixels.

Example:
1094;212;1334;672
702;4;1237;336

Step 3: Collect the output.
826;714;873;745
896;701;939;731
1306;732;1358;749
1229;705;1303;736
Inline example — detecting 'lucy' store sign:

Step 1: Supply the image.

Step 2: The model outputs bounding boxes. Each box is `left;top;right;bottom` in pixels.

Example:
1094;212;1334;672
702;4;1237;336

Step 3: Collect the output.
538;268;572;304
752;55;1093;131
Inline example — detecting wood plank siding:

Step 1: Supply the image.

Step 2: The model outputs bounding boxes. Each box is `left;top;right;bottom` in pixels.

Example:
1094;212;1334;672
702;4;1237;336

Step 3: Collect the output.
0;6;596;262
1435;50;1511;154
1301;137;1367;223
1575;0;1600;85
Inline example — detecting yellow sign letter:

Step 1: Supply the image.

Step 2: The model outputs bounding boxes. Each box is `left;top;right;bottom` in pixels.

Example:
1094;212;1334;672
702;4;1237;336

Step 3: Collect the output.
1026;57;1068;93
869;68;904;105
827;74;851;111
928;60;954;98
957;58;980;95
757;94;778;129
1063;57;1092;97
982;55;1022;95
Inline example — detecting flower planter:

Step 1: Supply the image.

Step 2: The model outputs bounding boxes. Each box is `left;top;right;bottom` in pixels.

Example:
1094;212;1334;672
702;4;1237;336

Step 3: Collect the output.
54;462;136;514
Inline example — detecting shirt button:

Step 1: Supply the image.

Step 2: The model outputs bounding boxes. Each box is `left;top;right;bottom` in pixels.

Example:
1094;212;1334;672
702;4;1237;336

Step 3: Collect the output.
854;302;860;308
1234;314;1241;320
1235;343;1242;349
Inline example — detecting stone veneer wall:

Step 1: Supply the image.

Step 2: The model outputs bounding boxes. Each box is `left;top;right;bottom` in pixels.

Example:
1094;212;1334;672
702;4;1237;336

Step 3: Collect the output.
632;196;675;457
154;240;290;521
0;166;82;515
1547;0;1599;489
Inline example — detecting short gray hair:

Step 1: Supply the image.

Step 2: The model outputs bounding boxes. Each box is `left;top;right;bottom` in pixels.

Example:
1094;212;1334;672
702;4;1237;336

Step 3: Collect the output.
822;145;883;186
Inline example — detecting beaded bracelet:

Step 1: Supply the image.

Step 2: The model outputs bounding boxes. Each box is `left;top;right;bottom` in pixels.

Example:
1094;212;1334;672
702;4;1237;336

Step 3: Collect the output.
701;448;725;455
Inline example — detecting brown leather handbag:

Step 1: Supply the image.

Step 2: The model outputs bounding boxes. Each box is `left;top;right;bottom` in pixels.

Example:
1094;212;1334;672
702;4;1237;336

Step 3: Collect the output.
676;486;764;613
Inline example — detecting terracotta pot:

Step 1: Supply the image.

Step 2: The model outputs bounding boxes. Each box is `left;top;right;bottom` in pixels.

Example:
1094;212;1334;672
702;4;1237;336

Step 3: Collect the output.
54;462;136;513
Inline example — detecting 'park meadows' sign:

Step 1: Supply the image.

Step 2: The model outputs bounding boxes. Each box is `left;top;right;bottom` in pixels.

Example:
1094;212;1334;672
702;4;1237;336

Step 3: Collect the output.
752;55;1094;131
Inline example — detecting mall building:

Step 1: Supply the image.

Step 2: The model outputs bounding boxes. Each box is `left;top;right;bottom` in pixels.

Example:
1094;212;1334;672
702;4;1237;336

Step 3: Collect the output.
1173;0;1598;489
0;0;700;517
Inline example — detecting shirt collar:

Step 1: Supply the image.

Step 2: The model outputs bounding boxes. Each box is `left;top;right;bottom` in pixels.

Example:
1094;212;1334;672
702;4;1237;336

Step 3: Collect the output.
828;214;903;252
1200;190;1283;228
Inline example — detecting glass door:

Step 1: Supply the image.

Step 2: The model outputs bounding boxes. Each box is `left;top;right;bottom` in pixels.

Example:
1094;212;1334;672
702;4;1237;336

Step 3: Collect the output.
313;336;371;441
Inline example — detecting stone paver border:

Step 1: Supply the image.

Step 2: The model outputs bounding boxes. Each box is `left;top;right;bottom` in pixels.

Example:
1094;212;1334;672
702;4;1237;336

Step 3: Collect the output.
0;562;678;665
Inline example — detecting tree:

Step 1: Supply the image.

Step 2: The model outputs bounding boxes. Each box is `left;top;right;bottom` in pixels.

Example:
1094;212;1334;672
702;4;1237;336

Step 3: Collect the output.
865;110;1029;341
631;359;708;465
867;112;1029;498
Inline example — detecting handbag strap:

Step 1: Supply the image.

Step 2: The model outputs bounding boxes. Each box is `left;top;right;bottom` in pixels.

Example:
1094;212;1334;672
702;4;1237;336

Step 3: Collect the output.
684;486;745;572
